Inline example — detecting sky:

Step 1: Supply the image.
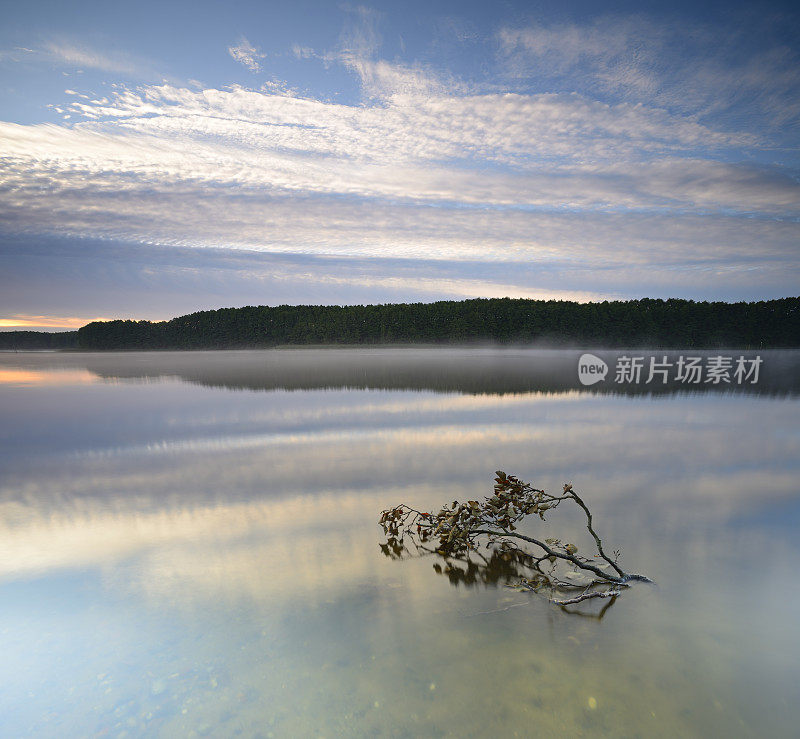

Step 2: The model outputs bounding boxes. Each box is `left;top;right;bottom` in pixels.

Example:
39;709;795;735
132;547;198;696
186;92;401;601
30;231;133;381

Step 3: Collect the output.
1;0;799;329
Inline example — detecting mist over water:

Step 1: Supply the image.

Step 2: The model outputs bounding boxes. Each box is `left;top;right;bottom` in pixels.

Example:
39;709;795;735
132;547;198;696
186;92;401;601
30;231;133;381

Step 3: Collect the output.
1;349;798;737
1;346;797;396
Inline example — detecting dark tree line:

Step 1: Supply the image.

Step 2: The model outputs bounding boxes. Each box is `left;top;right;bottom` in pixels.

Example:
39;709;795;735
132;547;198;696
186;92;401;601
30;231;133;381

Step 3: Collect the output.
0;331;78;350
69;297;799;350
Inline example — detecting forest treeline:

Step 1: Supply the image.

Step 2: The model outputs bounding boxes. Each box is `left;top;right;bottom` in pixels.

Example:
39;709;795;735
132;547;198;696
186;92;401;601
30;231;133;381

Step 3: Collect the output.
2;298;797;351
0;330;78;350
69;297;798;350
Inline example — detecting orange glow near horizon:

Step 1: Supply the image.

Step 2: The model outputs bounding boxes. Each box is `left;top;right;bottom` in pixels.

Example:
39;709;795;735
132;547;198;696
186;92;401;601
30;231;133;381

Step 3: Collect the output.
0;315;115;329
0;368;97;386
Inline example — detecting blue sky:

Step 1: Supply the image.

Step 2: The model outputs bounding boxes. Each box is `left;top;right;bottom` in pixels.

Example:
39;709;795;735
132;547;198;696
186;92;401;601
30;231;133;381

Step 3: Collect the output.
1;0;798;329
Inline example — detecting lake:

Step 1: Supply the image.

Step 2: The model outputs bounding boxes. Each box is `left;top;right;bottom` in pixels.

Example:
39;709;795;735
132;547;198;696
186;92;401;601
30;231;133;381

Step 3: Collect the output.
1;348;798;738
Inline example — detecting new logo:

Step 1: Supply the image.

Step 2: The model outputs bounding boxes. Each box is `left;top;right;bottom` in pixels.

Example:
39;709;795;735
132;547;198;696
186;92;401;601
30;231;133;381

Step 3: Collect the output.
578;353;608;386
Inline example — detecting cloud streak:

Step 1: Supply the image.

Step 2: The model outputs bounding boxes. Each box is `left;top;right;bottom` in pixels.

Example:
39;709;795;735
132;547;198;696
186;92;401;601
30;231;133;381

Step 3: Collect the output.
44;41;148;76
0;40;162;79
497;13;800;131
1;84;789;211
227;37;266;73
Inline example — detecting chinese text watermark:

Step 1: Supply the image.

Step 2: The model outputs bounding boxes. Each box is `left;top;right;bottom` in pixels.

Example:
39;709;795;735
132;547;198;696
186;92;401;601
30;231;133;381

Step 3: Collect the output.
578;353;762;386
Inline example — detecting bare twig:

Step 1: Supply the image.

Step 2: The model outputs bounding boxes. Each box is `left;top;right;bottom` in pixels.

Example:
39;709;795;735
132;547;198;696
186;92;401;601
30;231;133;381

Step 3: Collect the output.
550;590;622;606
561;484;626;578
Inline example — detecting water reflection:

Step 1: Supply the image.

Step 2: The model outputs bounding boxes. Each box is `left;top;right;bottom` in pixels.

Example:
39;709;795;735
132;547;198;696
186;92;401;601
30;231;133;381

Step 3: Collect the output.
0;350;798;737
379;535;624;620
1;347;798;395
0;367;95;386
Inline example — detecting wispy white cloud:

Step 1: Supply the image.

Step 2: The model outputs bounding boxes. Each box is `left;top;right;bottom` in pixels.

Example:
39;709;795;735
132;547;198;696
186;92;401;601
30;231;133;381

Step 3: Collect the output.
338;4;383;60
43;41;157;78
337;56;458;100
227;37;265;73
41;82;758;162
497;14;800;129
0;40;163;82
1;83;788;216
1;159;797;278
46;42;134;74
328;4;470;101
290;44;315;60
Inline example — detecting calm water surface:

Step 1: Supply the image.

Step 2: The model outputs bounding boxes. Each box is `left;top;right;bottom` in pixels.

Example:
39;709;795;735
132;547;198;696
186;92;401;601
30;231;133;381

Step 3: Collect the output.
1;349;799;738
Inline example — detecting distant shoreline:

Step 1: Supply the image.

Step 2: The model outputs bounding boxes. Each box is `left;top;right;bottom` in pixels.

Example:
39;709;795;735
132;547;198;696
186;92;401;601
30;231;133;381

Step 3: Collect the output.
2;296;798;350
1;342;794;353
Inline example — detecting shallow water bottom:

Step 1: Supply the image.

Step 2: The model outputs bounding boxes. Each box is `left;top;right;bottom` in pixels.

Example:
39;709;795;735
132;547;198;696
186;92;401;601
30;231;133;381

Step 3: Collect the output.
1;350;798;737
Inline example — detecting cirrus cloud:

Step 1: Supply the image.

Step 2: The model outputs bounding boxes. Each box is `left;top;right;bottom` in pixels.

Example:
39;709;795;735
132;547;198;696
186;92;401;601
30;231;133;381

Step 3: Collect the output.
228;37;265;73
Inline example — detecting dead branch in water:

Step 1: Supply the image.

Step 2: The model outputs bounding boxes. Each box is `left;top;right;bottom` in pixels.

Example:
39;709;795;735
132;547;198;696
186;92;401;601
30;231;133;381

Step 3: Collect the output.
378;471;652;612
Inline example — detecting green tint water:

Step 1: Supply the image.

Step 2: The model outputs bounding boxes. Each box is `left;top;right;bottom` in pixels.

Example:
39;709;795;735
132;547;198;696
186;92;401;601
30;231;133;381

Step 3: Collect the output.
0;350;798;737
